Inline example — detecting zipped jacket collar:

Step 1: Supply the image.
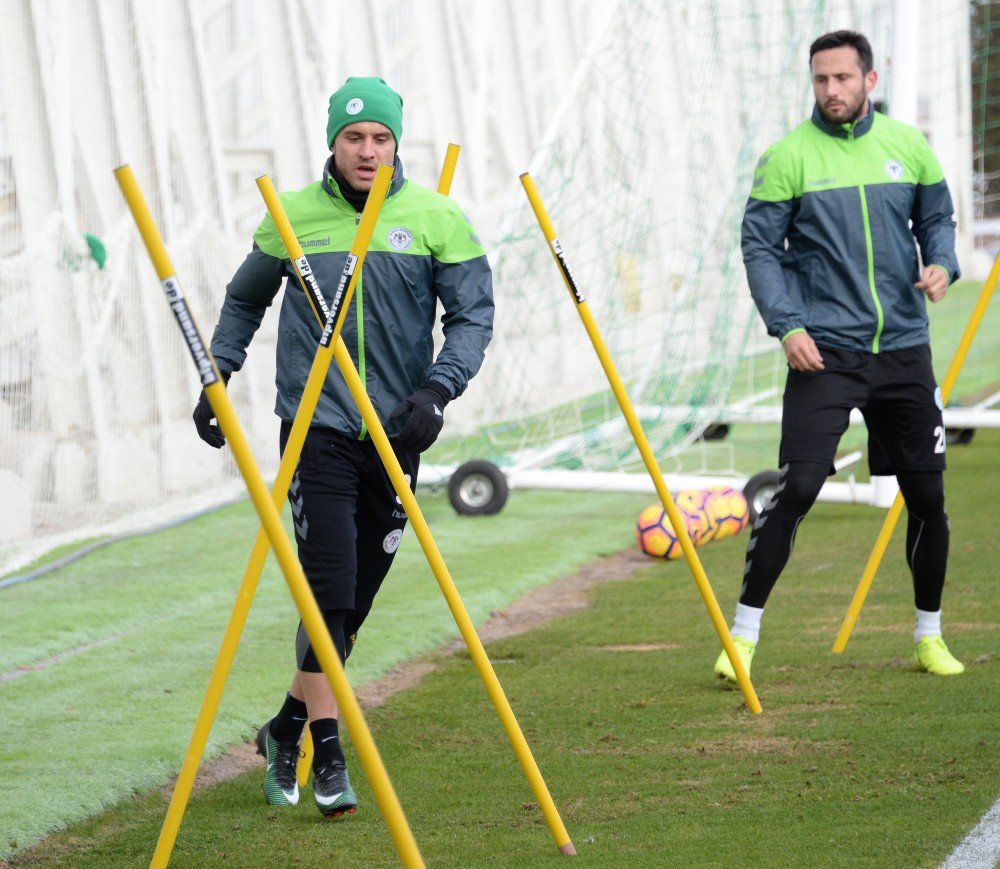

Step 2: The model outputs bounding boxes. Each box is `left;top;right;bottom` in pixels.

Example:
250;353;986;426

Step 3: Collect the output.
810;100;875;140
321;153;407;207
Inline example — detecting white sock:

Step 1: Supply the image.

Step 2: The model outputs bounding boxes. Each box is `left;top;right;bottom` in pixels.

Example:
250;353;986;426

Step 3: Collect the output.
914;608;942;642
732;602;764;644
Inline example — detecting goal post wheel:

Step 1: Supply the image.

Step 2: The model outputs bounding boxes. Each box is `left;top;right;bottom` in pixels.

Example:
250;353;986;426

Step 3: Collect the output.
743;470;781;523
700;423;730;442
448;460;509;515
944;427;975;446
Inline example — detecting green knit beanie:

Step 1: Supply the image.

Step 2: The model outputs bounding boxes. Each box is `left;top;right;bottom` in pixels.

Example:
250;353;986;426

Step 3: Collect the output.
326;77;403;149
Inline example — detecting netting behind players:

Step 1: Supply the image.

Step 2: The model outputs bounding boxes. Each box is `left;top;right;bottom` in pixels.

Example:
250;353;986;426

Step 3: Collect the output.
428;0;982;488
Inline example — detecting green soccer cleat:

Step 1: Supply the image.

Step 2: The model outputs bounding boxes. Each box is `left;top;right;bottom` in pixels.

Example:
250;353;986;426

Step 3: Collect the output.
313;762;357;818
255;719;301;806
714;635;757;684
914;635;965;675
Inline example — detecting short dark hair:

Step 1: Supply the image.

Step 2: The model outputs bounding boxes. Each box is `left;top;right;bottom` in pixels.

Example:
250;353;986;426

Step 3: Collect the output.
809;30;874;74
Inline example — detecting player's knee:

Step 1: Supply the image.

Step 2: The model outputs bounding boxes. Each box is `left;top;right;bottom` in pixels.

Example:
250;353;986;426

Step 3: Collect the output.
342;609;370;660
777;462;827;512
898;472;946;522
295;609;351;671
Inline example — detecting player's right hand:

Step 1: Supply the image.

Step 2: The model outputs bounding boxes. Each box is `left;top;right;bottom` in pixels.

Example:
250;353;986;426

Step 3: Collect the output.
782;331;824;372
192;371;231;448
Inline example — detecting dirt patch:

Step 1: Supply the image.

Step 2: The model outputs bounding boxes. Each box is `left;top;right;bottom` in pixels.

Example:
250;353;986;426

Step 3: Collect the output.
694;735;801;756
168;741;262;795
593;643;681;652
829;658;910;670
178;548;654;791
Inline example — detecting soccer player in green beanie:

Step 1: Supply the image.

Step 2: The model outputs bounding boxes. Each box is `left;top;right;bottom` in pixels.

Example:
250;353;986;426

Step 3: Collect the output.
194;76;494;816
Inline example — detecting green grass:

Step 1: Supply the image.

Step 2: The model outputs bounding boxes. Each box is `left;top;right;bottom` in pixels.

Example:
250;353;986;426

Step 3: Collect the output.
0;487;653;860
5;432;999;867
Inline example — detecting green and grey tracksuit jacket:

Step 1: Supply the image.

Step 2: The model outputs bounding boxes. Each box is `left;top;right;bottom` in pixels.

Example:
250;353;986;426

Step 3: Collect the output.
210;156;494;439
741;103;959;354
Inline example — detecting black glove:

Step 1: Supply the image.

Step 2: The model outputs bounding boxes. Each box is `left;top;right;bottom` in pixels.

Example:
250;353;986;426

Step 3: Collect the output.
193;370;231;449
389;381;451;452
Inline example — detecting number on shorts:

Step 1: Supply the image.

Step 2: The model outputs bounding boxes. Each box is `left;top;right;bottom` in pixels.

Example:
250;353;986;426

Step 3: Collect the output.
933;425;946;454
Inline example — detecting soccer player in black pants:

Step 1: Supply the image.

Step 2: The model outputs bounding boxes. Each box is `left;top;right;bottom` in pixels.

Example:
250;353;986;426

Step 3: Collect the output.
714;30;964;682
193;77;493;814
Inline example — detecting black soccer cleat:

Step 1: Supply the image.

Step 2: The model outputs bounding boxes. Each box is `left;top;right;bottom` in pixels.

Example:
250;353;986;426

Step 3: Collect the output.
255;718;300;806
313;761;357;818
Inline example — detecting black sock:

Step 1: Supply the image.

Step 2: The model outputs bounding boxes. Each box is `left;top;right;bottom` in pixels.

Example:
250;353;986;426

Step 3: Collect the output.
270;693;308;746
311;718;346;769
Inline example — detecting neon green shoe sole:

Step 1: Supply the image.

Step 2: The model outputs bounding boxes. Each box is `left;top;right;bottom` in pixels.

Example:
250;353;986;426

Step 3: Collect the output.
914;635;965;675
714;635;756;684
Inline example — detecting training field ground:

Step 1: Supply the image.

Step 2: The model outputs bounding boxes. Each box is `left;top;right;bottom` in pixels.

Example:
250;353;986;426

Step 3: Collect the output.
2;426;998;866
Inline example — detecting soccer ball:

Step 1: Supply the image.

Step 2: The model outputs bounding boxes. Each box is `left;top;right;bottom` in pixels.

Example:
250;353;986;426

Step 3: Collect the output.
704;486;750;540
635;500;703;559
673;488;718;546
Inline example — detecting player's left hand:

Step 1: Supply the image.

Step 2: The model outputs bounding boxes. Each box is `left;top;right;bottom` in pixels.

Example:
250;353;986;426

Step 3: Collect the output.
390;382;451;452
915;266;949;303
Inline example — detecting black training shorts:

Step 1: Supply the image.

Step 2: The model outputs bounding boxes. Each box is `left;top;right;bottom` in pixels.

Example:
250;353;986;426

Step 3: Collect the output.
279;423;420;612
779;344;946;476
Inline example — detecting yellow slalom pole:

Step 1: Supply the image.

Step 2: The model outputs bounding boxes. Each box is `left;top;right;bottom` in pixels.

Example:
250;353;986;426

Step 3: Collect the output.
114;165;423;869
258;165;393;787
266;190;577;859
437;143;460;194
520;172;762;715
832;251;1000;653
143;162;394;866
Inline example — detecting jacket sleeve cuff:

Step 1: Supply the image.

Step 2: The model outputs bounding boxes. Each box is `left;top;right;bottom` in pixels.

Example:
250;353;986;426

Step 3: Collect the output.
928;263;953;284
422;379;452;406
780;327;806;344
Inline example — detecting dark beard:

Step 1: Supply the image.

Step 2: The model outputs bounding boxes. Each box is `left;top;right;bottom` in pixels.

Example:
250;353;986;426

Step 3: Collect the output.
818;95;868;125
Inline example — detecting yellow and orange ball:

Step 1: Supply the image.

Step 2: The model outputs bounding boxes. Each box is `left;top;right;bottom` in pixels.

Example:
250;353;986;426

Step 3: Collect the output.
635;486;749;559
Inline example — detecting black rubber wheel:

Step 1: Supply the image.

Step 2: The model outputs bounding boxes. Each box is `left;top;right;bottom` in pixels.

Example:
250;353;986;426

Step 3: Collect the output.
448;460;509;515
945;427;975;446
743;470;781;523
701;423;730;442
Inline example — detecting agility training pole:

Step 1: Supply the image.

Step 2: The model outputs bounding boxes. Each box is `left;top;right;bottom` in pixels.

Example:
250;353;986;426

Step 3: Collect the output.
265;178;577;857
833;251;1000;654
114;165;423;869
437;143;460;194
146;162;392;866
520;172;762;715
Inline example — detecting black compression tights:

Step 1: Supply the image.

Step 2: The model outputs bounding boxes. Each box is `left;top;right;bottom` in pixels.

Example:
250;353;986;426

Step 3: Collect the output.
296;609;350;673
897;470;949;612
739;463;948;612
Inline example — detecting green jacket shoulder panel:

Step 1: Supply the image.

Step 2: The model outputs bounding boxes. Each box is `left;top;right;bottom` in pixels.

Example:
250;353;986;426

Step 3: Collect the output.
374;181;486;263
866;114;945;185
748;121;811;202
252;182;358;258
